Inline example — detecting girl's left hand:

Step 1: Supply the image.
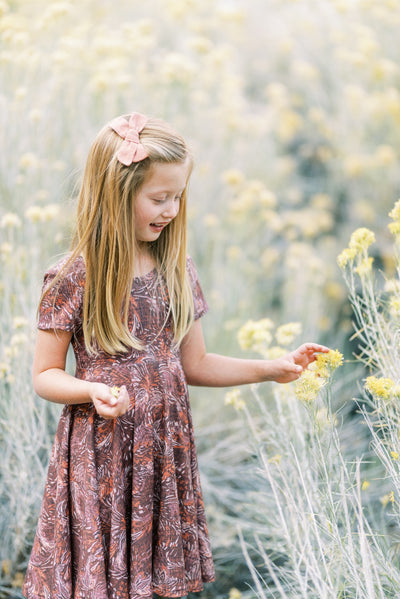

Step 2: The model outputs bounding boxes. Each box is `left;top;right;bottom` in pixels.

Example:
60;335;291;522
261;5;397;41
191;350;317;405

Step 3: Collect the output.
272;343;330;384
288;343;330;370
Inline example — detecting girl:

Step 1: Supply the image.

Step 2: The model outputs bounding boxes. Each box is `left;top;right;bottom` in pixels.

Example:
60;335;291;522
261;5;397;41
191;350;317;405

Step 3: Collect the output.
23;112;328;599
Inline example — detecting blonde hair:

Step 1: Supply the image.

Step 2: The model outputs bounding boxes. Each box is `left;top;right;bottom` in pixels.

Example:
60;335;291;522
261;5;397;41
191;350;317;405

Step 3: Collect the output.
46;115;194;354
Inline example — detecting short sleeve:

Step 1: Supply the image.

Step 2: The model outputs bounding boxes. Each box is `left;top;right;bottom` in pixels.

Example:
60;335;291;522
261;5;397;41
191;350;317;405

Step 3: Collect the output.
37;256;85;332
186;256;208;320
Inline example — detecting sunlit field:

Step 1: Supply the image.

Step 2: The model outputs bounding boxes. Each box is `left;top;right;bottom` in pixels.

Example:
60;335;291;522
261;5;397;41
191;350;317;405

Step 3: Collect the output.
1;0;400;597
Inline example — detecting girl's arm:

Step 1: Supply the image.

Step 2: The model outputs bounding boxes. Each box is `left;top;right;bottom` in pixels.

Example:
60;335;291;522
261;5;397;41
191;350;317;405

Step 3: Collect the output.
33;329;130;419
180;319;329;387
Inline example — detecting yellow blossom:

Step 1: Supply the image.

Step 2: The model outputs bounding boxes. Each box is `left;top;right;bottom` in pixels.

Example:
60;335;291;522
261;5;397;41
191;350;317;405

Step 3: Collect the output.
389;297;400;317
12;316;28;329
313;349;344;378
389;199;400;222
221;169;245;187
264;346;287;360
111;386;120;398
226;246;242;260
391;451;399;460
0;362;10;380
361;480;370;491
275;322;302;347
0;242;12;256
268;454;282;465
237;319;274;353
1;212;21;228
349;227;375;252
10;333;28;347
295;370;325;402
25;206;43;223
388;222;400;237
365;376;395;400
277;109;303;142
337;247;357;269
381;491;395;507
228;589;242;599
224;389;245;411
203;214;219;228
19;152;39;169
355;256;374;276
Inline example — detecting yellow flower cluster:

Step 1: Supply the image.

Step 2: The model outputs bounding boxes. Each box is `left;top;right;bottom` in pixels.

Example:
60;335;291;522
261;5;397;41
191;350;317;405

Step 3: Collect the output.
237;318;274;354
381;491;395;507
364;375;399;401
337;228;375;273
388;199;400;238
337;248;357;269
295;350;344;402
294;370;326;403
224;388;245;411
313;349;344;378
275;322;302;347
349;227;376;252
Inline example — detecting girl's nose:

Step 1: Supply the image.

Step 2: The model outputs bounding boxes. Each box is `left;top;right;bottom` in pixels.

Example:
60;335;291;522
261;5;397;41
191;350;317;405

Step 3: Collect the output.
162;199;179;219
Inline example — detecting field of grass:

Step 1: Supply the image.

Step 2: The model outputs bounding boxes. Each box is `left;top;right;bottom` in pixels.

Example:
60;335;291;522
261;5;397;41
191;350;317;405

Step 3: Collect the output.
1;0;400;597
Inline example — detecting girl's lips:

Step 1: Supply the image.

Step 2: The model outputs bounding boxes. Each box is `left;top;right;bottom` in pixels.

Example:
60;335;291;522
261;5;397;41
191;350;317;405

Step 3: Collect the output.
150;222;169;229
150;223;167;232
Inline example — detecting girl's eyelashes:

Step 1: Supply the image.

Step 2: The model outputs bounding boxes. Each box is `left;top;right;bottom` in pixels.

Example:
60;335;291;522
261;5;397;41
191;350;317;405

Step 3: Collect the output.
151;195;182;204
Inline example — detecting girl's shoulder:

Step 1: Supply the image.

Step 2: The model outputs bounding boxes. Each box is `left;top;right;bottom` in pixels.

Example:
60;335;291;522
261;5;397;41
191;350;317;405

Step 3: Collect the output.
44;254;86;286
39;255;86;331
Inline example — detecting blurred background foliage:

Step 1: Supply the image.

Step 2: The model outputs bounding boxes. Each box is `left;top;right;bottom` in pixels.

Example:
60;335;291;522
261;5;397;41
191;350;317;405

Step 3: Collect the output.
1;0;400;597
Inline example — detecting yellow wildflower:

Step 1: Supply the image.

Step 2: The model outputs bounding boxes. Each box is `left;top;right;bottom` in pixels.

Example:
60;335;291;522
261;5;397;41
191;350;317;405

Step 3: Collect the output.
111;386;120;398
203;214;219;228
314;349;343;378
224;389;245;411
349;227;375;252
0;242;12;256
388;221;400;236
381;491;395;507
1;212;21;228
389;297;400;317
365;376;395;400
295;370;325;402
337;247;357;269
275;322;302;347
355;256;374;276
389;199;400;222
0;362;10;380
361;480;370;491
228;588;242;599
25;206;43;223
264;346;287;360
237;319;274;353
221;169;245;187
268;454;282;465
391;451;399;460
12;316;28;329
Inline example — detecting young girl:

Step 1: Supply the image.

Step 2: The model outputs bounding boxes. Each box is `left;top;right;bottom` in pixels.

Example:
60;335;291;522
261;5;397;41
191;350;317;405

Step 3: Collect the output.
23;112;328;599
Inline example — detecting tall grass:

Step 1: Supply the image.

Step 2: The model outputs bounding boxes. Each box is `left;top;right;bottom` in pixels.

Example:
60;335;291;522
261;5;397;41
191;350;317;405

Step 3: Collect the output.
1;0;400;596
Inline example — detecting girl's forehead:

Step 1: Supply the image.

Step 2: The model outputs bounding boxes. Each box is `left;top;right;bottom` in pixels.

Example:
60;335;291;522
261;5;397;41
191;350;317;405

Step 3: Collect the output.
143;159;191;189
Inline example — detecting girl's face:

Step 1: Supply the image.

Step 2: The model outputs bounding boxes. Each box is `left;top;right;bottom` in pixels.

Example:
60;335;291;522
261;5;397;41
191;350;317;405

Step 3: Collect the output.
134;160;190;243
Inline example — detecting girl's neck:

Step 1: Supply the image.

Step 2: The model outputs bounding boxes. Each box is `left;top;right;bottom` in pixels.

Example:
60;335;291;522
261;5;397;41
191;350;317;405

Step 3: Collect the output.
134;245;156;277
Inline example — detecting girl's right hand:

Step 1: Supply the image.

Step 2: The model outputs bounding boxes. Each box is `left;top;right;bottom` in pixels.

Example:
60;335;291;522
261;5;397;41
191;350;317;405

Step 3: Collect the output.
89;383;130;419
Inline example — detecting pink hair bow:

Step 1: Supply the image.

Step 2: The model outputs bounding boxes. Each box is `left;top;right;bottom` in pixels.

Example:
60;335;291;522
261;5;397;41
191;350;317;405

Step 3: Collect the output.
108;113;149;165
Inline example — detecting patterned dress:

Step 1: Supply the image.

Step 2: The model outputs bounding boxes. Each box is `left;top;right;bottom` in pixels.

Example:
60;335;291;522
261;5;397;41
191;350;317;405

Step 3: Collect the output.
23;255;215;599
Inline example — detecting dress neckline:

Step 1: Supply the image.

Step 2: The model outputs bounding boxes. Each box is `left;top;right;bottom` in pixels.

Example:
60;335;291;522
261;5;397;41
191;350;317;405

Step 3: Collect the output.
133;267;158;281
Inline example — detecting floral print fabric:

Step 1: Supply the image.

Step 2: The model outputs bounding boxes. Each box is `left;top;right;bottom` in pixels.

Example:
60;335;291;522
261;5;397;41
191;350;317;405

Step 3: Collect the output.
23;256;215;599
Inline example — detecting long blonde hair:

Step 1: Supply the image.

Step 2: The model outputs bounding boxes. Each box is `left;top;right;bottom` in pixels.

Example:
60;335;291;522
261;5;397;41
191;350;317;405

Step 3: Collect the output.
46;115;194;354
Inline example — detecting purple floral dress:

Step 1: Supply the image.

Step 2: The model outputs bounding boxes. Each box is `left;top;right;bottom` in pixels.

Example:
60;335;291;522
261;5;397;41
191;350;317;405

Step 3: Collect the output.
23;255;215;599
